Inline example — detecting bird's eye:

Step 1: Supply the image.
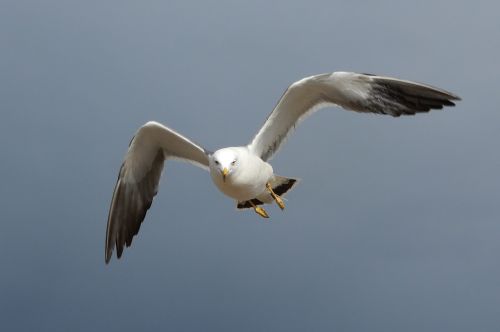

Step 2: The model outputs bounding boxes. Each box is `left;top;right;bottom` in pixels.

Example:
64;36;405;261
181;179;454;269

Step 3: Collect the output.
231;159;236;165
215;160;219;165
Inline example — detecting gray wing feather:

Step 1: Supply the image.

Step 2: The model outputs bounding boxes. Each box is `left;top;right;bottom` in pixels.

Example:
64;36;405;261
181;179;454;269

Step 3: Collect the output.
248;72;460;161
105;121;209;263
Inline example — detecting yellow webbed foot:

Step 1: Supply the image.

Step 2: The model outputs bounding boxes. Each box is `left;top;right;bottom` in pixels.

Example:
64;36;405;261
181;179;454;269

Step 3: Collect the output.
274;196;285;210
254;206;269;218
249;200;269;218
266;182;285;210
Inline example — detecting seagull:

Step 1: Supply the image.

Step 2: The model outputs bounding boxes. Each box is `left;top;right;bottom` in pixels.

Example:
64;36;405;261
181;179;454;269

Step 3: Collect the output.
105;71;460;263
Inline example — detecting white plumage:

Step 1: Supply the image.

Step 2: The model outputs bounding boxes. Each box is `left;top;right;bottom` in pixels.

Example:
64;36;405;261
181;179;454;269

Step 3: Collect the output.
105;71;460;263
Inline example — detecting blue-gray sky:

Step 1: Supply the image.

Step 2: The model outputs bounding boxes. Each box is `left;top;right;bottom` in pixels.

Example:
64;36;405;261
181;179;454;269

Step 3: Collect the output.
1;0;500;331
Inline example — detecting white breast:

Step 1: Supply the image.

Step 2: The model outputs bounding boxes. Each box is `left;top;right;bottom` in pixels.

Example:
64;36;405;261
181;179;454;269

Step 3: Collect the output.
210;148;273;201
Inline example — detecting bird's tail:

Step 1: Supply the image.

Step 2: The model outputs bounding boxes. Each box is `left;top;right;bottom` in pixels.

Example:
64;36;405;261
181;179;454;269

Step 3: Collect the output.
269;175;299;197
236;175;299;209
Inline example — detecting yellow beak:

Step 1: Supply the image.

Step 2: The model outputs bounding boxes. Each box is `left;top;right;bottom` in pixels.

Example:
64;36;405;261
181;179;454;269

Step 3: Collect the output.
221;168;229;182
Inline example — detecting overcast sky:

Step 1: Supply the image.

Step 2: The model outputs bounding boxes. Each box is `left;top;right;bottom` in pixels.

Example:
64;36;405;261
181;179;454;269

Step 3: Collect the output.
1;0;500;331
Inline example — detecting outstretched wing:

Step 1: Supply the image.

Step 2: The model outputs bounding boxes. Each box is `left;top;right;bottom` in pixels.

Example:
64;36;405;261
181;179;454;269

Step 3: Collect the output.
105;121;210;263
248;72;461;161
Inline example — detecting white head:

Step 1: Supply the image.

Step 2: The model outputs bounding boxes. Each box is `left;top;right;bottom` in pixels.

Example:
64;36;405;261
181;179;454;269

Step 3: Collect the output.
209;148;240;182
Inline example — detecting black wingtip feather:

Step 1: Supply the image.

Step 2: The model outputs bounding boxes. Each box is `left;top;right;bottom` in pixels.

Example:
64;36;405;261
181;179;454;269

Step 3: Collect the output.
371;80;460;117
105;149;165;264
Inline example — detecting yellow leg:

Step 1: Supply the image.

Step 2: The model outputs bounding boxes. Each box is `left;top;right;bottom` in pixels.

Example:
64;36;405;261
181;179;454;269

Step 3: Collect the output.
249;200;269;218
266;182;285;210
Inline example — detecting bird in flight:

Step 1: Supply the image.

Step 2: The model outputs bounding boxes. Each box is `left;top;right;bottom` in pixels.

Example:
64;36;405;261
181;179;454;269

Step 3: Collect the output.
105;71;460;263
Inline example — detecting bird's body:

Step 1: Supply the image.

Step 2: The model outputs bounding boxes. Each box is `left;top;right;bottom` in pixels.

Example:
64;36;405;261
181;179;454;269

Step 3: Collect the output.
209;147;274;202
105;71;461;263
